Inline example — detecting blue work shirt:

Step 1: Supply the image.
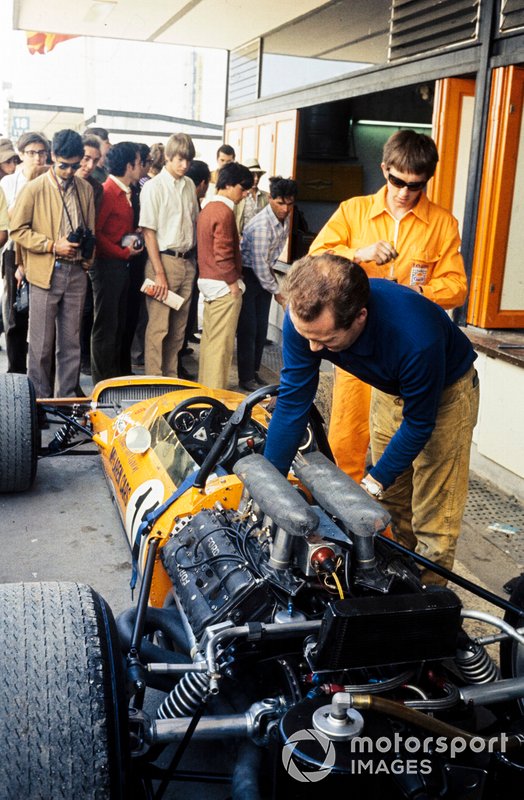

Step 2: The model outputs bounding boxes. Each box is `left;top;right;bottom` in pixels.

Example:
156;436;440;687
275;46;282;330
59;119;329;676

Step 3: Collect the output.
264;279;476;488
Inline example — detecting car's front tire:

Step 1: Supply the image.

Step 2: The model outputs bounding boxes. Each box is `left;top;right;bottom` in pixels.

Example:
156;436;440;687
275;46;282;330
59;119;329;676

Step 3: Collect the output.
0;373;38;492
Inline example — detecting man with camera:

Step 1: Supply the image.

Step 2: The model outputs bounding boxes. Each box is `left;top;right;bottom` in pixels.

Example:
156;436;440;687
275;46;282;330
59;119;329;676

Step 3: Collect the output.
90;141;143;385
9;129;95;401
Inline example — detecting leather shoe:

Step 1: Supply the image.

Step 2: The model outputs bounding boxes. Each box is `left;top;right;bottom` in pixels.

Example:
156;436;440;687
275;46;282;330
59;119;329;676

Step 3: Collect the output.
178;364;195;381
239;380;258;393
179;346;194;357
254;373;265;386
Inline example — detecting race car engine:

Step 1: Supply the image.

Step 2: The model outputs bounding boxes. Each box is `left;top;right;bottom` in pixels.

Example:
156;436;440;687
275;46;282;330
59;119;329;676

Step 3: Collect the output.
161;507;273;639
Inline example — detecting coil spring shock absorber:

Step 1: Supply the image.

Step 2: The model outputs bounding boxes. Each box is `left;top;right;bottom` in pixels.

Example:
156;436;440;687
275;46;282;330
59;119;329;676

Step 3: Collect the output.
455;640;500;683
48;407;81;453
157;670;210;719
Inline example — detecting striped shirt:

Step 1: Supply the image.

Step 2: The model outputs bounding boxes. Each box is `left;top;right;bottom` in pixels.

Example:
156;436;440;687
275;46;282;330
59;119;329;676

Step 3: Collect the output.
241;203;289;294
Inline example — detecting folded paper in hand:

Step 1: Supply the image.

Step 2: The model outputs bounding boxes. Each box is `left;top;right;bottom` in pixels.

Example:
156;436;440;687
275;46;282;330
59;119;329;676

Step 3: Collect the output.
140;278;185;310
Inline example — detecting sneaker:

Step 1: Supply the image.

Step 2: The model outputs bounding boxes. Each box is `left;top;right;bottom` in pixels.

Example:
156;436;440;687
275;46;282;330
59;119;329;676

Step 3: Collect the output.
239;380;258;393
254;373;266;386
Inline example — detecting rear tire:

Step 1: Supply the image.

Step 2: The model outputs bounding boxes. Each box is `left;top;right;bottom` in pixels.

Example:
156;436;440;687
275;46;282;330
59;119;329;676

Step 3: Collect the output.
0;582;130;799
0;373;38;492
500;574;524;713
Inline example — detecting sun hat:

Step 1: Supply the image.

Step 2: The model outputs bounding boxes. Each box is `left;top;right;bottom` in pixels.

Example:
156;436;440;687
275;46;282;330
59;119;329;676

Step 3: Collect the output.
0;138;18;164
243;157;265;175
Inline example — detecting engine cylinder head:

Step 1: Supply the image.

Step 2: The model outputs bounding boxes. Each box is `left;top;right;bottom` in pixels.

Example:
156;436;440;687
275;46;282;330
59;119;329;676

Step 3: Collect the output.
157;670;210;719
455;642;500;684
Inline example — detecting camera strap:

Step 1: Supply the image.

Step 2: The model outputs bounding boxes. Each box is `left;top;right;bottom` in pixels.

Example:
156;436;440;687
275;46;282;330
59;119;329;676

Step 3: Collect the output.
50;168;88;234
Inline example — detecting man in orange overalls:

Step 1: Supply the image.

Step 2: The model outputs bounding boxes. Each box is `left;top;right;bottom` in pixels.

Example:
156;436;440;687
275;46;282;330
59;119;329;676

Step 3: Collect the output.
310;130;467;482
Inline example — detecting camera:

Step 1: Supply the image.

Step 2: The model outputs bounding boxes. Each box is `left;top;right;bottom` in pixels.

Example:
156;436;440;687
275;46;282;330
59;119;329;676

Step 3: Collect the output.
133;232;144;250
121;232;144;251
67;226;96;260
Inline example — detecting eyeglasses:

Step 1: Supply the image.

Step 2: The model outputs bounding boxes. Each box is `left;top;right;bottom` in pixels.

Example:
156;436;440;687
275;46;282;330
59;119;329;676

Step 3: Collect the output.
387;172;427;192
24;149;47;158
56;161;81;171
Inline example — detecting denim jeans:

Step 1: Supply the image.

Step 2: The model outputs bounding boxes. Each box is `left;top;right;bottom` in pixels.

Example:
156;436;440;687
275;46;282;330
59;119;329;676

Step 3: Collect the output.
370;365;480;584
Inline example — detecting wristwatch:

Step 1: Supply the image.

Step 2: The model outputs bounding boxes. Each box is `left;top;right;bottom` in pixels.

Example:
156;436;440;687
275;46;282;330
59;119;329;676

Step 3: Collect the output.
360;476;384;500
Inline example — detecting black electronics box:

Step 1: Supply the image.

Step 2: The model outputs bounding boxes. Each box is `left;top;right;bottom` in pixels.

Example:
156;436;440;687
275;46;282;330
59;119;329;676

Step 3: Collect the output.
312;589;462;670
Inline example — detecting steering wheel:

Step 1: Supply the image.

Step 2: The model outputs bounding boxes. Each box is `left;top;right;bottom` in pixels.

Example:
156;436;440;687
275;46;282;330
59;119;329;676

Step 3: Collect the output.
166;396;239;465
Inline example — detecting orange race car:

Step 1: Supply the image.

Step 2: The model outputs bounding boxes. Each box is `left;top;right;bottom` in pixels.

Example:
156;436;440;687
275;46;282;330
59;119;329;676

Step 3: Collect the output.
0;373;524;800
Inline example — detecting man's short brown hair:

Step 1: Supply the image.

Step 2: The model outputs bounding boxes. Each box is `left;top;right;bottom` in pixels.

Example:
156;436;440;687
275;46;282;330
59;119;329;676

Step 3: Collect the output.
17;131;49;154
382;130;439;180
284;253;369;330
165;133;195;162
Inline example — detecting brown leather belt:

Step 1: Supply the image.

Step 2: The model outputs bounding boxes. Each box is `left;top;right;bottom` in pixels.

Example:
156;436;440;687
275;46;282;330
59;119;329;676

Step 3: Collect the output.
161;248;193;259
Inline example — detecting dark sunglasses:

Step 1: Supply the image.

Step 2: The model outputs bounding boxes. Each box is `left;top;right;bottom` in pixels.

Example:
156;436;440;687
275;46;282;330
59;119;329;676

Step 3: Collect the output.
56;161;81;171
387;172;427;192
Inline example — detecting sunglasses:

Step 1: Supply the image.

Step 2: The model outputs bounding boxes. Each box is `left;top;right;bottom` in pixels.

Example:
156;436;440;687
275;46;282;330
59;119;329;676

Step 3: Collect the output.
56;161;81;171
387;172;427;192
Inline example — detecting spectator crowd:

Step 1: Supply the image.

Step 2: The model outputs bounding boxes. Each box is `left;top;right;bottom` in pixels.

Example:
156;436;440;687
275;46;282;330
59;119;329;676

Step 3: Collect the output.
0;125;477;581
0;131;297;418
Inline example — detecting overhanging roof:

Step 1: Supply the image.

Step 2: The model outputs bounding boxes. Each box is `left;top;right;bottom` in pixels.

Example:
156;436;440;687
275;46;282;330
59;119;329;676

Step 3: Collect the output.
13;0;389;62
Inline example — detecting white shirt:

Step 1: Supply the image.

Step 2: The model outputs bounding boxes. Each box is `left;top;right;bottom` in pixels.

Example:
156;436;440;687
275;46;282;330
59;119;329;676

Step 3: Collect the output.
0;185;8;230
197;195;245;301
1;168;28;210
108;174;132;205
138;166;198;252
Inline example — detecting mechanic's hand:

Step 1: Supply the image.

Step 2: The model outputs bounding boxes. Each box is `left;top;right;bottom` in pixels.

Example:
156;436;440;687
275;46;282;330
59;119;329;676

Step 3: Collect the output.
408;283;424;294
360;474;385;500
354;241;398;265
54;236;80;260
151;271;169;301
229;281;241;298
129;244;145;257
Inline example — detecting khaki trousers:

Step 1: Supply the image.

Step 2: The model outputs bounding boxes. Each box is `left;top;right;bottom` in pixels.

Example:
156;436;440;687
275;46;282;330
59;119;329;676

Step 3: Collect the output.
328;368;371;483
144;254;195;377
370;365;479;584
198;291;242;390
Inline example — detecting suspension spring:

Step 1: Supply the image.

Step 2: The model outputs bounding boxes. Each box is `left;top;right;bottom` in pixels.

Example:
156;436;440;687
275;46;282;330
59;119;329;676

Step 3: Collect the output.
157;670;210;719
48;418;79;453
455;642;500;684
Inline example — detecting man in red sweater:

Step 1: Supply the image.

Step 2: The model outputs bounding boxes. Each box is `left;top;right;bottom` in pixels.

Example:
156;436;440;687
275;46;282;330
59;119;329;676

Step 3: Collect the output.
196;162;253;389
91;141;143;384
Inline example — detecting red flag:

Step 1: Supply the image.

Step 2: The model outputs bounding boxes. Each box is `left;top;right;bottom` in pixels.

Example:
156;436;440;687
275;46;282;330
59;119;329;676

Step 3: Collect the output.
26;32;78;55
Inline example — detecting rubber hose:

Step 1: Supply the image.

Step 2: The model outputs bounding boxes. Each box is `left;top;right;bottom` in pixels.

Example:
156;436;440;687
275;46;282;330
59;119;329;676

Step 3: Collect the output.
231;739;263;800
352;694;523;751
117;607;192;663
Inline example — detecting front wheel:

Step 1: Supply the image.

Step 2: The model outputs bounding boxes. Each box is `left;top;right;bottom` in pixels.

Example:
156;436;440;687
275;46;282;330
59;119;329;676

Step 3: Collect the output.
0;373;38;492
0;582;130;799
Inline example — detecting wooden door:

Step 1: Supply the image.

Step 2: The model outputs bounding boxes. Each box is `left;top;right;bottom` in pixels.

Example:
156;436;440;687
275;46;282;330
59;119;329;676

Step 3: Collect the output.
468;66;524;328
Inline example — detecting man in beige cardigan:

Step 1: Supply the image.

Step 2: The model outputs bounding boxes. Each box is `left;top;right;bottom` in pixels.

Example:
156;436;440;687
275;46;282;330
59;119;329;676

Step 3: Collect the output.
10;129;95;402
